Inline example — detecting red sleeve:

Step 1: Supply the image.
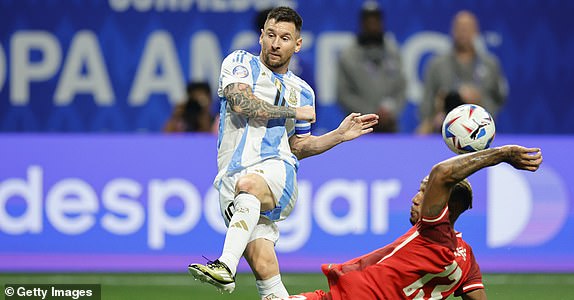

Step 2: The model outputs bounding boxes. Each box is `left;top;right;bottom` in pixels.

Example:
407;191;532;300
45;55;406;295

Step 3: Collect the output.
417;206;457;251
321;242;395;277
454;245;484;297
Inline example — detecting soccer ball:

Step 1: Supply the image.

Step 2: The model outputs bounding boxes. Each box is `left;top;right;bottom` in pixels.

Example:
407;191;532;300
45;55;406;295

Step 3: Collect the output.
442;104;496;154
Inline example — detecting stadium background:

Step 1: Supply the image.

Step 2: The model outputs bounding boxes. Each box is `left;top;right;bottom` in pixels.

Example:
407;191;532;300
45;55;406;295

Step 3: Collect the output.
1;0;573;299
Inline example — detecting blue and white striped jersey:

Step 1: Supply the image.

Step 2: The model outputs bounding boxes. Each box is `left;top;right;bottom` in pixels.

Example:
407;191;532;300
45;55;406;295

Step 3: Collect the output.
214;50;315;185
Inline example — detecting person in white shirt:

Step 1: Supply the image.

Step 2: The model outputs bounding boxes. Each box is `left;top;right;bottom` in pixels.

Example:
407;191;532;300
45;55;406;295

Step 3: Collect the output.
188;6;379;300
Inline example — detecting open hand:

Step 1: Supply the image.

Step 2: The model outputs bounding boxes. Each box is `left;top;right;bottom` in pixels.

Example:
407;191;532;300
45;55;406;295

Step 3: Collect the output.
337;113;379;141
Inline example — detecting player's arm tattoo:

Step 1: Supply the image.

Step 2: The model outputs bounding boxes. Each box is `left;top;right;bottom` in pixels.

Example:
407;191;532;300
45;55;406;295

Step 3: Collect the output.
224;83;296;119
425;148;506;217
442;147;505;184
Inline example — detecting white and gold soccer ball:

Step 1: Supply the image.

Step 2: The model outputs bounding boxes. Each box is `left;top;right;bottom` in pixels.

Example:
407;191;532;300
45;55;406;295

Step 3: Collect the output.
441;104;496;154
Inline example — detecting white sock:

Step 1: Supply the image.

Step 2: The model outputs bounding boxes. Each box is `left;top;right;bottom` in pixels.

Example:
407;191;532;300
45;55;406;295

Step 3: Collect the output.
219;193;260;276
256;274;289;299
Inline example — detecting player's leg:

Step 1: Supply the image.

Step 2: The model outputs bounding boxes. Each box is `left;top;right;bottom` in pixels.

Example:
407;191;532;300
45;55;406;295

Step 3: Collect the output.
244;160;297;299
244;226;288;299
218;172;275;273
189;171;274;293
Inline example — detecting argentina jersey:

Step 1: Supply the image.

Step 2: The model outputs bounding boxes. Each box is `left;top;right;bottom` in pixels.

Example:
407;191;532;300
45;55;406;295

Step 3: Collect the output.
214;50;315;186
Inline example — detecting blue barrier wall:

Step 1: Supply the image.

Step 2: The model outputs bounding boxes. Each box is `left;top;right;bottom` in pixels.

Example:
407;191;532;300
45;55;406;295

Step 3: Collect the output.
1;134;572;272
1;0;573;133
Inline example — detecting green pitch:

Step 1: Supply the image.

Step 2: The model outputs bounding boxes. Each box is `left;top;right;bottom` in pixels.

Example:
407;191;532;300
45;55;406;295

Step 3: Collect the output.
1;273;573;299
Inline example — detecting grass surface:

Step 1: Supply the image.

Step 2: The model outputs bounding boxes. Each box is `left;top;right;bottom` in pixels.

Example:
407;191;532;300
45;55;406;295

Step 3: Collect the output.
1;273;573;299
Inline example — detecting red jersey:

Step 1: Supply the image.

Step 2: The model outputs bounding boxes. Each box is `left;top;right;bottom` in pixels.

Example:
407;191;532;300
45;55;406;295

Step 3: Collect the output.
299;206;484;300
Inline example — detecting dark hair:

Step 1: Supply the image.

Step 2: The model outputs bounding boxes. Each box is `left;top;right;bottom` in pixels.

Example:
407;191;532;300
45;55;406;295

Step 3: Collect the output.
266;6;303;32
255;8;273;31
447;179;473;224
360;0;384;21
186;82;211;96
184;81;212;132
444;91;465;113
450;180;473;211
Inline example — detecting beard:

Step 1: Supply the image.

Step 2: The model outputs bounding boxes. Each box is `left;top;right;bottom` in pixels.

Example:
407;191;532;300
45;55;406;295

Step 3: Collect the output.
358;32;384;46
454;40;474;53
409;209;418;226
262;51;289;70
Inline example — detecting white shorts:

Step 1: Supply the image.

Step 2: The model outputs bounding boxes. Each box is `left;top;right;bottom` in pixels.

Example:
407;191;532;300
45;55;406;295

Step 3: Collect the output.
217;159;298;244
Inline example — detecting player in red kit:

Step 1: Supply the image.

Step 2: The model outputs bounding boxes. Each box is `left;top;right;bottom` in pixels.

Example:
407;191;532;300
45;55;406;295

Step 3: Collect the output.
283;145;542;300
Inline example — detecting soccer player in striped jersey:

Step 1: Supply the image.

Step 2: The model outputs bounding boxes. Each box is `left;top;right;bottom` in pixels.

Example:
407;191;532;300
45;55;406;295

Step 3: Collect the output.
188;7;379;299
283;145;542;300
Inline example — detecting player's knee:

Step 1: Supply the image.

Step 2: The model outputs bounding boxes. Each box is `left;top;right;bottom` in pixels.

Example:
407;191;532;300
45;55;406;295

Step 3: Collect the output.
235;174;276;211
235;174;264;197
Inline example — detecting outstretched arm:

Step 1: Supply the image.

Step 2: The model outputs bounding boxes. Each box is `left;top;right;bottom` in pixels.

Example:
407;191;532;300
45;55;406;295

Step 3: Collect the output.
422;145;542;218
289;113;379;160
224;83;315;122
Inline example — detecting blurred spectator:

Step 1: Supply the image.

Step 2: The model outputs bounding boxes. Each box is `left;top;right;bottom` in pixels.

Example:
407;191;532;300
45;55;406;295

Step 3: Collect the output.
164;82;216;133
417;10;508;134
337;1;406;133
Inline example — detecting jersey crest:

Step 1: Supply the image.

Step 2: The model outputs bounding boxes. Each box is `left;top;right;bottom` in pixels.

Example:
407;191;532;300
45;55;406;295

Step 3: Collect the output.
288;87;298;106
